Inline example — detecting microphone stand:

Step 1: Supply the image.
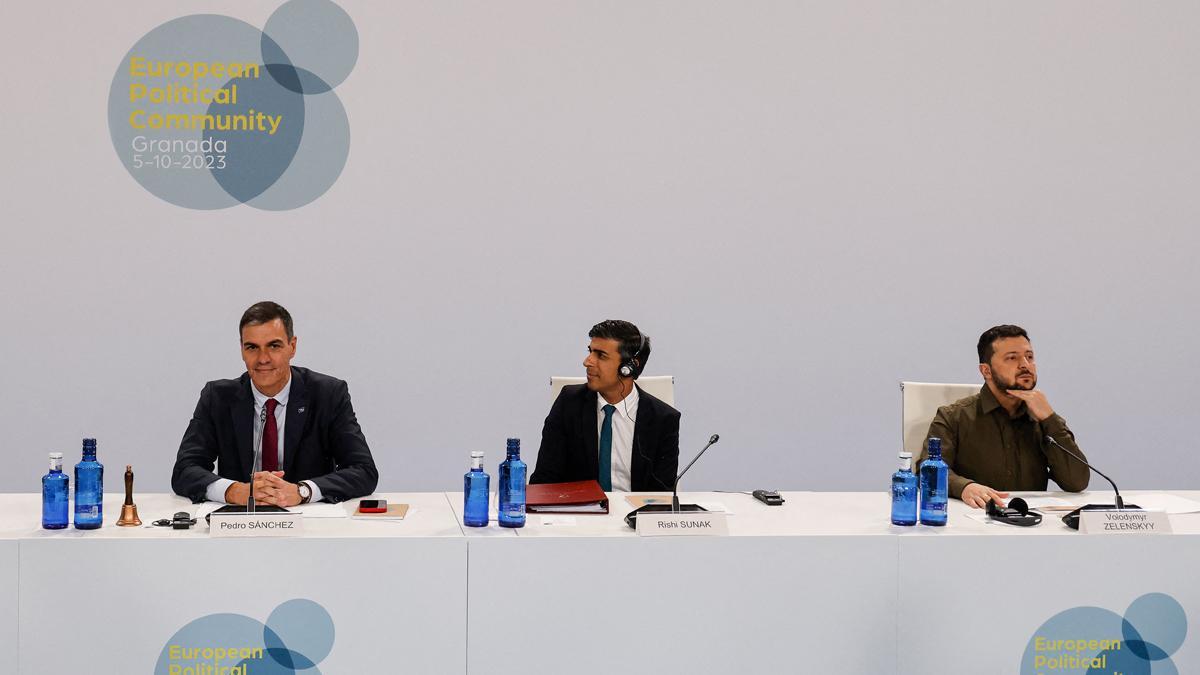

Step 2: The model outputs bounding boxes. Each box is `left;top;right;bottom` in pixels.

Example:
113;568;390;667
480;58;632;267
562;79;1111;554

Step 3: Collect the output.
205;406;267;526
672;435;720;513
248;406;267;514
1045;435;1138;529
625;434;720;528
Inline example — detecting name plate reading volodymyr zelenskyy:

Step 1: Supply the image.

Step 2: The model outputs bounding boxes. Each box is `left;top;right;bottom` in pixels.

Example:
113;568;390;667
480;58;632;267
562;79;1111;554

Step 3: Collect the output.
1079;509;1171;535
636;512;729;537
210;511;304;538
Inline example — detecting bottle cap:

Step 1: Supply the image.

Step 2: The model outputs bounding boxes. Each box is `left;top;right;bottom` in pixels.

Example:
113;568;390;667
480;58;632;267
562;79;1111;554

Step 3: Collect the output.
82;438;97;449
506;438;520;450
898;451;912;459
49;452;63;459
470;451;484;459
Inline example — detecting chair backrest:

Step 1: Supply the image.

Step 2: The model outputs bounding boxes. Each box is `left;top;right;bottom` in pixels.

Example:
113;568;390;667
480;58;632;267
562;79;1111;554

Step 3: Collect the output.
550;375;675;407
900;381;980;455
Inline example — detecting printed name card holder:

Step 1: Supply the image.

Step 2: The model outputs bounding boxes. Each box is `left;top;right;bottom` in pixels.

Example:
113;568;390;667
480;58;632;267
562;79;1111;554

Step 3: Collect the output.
1079;509;1170;535
636;511;729;537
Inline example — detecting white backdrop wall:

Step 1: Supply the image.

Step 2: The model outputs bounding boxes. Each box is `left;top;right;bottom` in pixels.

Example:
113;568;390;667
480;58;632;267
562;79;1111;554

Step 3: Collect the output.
2;1;1198;495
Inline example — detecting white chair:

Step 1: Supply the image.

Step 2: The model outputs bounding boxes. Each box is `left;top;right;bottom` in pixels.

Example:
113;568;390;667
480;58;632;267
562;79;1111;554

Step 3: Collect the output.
900;381;980;455
550;375;675;407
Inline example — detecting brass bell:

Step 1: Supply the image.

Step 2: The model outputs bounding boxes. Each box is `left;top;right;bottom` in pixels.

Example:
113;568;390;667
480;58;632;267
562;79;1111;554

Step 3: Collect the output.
116;464;142;526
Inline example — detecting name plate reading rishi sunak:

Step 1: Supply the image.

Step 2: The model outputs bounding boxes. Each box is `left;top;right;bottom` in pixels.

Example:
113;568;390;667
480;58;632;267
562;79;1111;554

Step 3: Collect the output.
1080;510;1171;535
210;511;304;538
637;512;728;537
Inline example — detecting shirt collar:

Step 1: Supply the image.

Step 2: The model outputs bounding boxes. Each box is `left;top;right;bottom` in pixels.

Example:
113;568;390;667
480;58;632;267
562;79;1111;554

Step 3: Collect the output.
251;371;292;410
597;383;639;421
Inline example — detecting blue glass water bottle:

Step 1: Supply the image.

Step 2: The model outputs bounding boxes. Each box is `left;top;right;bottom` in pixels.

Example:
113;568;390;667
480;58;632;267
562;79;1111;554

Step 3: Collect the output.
919;437;948;526
497;438;526;528
464;451;490;527
42;452;69;529
891;450;918;526
74;438;104;529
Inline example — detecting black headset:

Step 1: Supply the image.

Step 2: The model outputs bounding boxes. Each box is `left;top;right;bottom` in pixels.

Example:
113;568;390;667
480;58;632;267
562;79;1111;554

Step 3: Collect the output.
986;497;1043;527
618;331;648;379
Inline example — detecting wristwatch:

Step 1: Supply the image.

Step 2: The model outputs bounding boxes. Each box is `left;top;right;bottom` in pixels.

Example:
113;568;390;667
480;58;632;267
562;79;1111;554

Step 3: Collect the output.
298;481;312;504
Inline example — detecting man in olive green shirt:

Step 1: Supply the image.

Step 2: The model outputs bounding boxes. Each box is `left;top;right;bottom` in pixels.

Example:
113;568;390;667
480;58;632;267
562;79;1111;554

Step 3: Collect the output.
919;324;1090;509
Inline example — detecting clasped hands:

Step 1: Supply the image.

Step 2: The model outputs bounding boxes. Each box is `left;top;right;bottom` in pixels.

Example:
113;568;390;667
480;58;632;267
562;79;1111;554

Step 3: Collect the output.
224;471;301;507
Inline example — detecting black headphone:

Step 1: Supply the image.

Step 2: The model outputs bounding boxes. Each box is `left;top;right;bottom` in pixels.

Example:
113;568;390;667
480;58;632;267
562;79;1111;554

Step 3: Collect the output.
986;497;1043;527
618;331;648;379
152;512;197;529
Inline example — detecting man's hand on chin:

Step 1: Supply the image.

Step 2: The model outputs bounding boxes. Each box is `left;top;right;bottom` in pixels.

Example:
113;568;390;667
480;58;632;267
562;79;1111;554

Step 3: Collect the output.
252;471;301;507
1006;388;1054;421
960;482;1010;509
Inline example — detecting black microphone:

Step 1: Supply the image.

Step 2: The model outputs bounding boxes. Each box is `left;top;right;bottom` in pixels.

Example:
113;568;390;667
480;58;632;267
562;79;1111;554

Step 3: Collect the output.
1044;435;1123;509
248;405;269;513
672;434;720;512
1045;435;1138;529
624;433;720;528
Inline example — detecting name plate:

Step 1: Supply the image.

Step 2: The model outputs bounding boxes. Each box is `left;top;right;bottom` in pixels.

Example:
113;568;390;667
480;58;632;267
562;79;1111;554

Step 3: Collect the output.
1080;510;1171;535
210;511;304;537
636;512;728;537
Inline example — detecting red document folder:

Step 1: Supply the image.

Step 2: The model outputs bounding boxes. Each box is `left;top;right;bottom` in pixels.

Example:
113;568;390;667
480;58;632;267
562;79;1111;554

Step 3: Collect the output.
525;480;610;514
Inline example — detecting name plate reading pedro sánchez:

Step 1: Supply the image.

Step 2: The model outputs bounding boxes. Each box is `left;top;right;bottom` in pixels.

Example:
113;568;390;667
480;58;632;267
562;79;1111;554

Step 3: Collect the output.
210;510;304;537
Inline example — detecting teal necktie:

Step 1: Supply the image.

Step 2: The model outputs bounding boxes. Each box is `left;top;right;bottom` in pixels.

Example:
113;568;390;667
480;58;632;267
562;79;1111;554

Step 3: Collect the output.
599;404;616;491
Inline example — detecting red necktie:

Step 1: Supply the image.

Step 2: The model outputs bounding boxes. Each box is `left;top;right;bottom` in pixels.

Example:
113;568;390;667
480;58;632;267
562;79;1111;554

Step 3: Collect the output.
262;398;279;472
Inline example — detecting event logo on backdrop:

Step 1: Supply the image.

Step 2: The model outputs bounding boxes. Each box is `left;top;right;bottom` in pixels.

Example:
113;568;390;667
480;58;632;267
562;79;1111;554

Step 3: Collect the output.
1021;592;1188;674
107;0;357;211
156;598;335;674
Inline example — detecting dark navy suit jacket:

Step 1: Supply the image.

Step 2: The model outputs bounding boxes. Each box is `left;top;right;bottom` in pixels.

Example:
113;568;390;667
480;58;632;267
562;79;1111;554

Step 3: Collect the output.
172;366;378;503
530;383;680;491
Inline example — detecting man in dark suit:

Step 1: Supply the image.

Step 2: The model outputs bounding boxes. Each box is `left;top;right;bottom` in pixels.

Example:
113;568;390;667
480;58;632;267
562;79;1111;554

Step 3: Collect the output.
531;320;680;492
172;301;378;505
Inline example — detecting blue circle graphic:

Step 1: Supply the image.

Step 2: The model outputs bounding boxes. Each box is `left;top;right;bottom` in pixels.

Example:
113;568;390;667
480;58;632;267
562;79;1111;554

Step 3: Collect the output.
262;0;359;94
1123;593;1187;661
156;599;335;674
1022;593;1188;675
265;598;336;669
204;66;307;203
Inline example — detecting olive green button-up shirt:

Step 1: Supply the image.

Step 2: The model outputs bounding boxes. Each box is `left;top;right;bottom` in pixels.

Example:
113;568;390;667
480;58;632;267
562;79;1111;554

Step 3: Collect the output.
919;385;1090;499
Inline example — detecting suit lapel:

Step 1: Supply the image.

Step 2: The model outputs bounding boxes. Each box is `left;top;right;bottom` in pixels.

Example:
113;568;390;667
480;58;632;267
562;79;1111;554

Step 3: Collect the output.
283;367;307;477
631;384;652;489
232;375;254;480
582;386;599;479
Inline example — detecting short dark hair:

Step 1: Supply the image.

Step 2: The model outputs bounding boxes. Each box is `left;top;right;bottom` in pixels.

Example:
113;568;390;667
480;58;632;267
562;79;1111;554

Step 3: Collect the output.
589;319;651;379
239;301;294;340
977;324;1029;364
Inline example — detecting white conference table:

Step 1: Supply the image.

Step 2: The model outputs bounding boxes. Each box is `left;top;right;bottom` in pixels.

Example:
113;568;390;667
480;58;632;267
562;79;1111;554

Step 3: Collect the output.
451;489;1200;675
2;490;1197;675
451;490;901;674
1;492;467;675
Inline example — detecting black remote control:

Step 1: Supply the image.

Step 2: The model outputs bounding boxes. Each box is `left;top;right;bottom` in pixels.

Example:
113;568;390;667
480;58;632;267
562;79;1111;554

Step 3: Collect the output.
752;489;784;506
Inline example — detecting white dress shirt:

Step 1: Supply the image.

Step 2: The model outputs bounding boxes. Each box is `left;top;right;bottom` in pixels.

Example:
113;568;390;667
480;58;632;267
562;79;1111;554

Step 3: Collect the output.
205;375;323;503
597;385;639;492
